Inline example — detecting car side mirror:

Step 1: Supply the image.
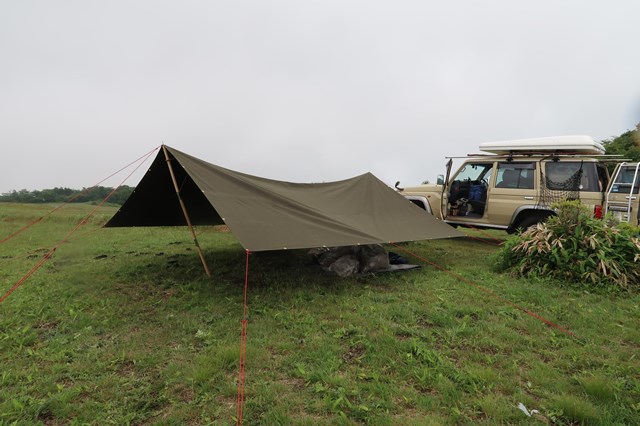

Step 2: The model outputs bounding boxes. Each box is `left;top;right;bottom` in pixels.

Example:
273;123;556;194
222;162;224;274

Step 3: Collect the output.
437;174;444;185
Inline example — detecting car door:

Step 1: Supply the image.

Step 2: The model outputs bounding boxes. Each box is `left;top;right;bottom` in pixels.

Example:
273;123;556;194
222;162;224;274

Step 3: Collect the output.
485;162;538;226
443;161;494;220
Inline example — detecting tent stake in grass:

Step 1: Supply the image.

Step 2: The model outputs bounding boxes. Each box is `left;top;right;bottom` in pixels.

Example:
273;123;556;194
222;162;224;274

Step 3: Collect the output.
162;145;212;277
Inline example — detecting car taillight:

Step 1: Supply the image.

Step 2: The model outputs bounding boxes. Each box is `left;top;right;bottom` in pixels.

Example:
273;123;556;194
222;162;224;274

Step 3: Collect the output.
594;205;603;219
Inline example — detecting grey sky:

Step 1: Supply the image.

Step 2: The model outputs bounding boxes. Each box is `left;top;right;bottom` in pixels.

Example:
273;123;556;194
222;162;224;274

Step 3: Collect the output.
1;0;639;194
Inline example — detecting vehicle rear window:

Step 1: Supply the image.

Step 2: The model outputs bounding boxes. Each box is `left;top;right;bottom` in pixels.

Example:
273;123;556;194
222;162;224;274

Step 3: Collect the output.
544;162;600;192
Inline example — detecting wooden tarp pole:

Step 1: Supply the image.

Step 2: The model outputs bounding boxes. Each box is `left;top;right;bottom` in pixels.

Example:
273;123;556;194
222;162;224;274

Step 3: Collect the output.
162;145;212;277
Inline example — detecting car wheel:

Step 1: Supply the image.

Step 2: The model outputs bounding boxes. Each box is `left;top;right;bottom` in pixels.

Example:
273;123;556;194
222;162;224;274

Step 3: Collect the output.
516;215;546;232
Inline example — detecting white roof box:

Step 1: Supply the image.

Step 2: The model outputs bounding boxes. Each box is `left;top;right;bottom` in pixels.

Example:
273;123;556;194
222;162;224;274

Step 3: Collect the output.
479;135;605;155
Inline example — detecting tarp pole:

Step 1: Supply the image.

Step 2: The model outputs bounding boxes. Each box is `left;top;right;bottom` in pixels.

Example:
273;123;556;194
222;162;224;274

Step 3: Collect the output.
162;145;212;277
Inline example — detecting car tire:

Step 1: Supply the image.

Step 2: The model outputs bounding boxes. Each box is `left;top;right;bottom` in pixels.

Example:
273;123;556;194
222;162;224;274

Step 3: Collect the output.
516;215;546;232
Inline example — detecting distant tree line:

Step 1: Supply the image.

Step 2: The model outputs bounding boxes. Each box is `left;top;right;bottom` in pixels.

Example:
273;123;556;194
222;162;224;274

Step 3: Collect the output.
0;186;134;205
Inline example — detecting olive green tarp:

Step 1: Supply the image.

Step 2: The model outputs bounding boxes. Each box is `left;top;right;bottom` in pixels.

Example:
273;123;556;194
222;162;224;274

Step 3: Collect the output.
105;146;462;251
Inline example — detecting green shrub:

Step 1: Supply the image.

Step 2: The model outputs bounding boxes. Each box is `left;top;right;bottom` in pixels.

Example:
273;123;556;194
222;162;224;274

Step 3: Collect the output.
494;200;640;290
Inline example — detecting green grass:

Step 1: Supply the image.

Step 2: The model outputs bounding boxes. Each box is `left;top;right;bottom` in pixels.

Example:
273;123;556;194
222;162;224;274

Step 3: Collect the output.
1;203;639;425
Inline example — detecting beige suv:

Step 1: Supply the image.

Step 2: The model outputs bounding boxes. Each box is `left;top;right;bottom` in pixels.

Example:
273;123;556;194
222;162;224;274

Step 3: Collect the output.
397;136;611;233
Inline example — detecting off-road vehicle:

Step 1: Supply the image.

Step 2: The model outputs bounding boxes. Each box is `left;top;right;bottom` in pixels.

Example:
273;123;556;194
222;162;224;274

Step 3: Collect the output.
397;135;613;232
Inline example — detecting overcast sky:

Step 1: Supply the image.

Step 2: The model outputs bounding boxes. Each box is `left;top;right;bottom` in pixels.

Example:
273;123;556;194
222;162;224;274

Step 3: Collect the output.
1;0;639;194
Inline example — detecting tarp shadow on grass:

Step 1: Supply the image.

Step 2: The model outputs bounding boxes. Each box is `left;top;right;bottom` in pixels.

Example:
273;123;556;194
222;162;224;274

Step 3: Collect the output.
110;245;422;303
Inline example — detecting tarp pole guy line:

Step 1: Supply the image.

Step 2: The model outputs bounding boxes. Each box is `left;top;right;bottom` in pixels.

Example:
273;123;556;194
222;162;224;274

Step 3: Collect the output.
161;145;212;278
5;215;115;262
389;242;580;340
236;249;250;425
0;148;159;304
0;145;162;246
459;232;502;246
463;224;504;246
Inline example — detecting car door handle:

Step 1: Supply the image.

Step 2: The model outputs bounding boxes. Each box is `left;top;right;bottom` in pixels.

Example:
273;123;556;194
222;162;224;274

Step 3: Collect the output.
523;196;534;200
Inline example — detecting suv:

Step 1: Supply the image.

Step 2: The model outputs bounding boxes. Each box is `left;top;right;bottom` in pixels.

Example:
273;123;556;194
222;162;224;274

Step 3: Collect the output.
397;136;611;233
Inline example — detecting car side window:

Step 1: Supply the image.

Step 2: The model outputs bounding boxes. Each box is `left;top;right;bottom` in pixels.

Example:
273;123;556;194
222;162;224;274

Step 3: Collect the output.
449;162;493;205
495;163;535;189
454;163;493;183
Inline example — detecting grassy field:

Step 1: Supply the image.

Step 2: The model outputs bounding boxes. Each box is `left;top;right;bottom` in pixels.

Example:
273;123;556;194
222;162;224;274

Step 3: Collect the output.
1;202;639;425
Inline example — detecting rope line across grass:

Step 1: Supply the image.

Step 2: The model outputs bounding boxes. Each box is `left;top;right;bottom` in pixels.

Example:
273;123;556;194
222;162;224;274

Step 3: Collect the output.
236;249;250;425
0;146;160;246
0;147;159;304
462;224;504;246
389;242;580;340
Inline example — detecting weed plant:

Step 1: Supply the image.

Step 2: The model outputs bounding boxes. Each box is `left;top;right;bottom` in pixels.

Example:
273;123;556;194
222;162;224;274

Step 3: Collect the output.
495;200;640;291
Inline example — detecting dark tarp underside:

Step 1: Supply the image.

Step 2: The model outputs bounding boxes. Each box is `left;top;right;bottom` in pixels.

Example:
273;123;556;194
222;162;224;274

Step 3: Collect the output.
105;146;462;251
